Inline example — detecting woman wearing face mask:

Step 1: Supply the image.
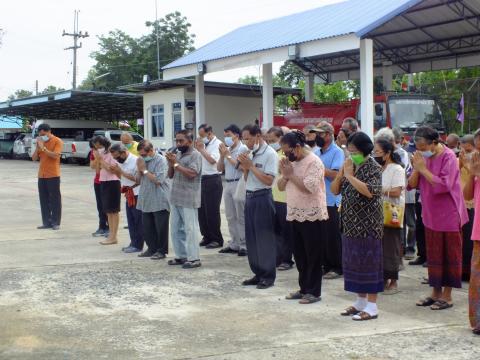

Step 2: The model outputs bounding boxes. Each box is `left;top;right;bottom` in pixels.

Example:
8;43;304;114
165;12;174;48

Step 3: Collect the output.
91;135;121;246
374;138;405;295
409;126;468;310
277;131;328;304
331;132;384;321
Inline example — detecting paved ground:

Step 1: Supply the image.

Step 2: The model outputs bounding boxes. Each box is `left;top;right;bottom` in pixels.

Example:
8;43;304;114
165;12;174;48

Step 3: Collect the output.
0;160;477;360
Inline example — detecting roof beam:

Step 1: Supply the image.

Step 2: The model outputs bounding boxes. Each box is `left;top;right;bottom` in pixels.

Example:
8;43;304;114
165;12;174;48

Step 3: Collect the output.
447;0;480;33
405;0;461;14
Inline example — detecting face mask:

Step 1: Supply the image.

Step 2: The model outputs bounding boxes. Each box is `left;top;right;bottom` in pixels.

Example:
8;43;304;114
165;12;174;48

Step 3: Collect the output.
97;147;105;152
350;153;365;166
287;150;297;162
143;156;153;162
203;137;210;145
40;135;49;142
224;137;234;147
269;142;280;151
252;141;260;153
125;143;132;149
178;145;189;153
306;140;316;148
466;152;474;161
421;151;434;158
374;156;385;166
117;156;126;164
316;136;325;148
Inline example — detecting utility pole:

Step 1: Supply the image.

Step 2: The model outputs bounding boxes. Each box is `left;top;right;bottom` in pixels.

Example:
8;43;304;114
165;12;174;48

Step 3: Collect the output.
155;0;161;79
63;10;89;89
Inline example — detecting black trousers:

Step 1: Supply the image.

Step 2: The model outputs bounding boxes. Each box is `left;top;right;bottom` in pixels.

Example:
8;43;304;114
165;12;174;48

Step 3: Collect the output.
323;206;342;274
94;182;108;230
38;177;62;226
274;201;294;266
415;201;426;260
198;174;224;245
143;210;169;255
462;208;475;280
292;220;326;297
245;189;276;284
126;197;144;250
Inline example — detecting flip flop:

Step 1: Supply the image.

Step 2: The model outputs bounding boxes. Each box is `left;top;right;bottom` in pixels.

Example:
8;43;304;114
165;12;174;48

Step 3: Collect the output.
299;294;321;304
416;297;436;307
285;291;303;300
341;306;361;316
352;311;378;321
430;300;453;310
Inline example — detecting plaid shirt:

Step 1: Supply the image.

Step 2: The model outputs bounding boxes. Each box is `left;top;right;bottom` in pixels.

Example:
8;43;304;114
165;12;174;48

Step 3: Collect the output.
170;148;202;208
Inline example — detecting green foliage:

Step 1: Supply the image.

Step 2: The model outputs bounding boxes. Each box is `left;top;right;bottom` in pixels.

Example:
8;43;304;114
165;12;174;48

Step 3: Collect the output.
237;75;260;85
8;89;33;101
40;85;65;94
80;12;195;91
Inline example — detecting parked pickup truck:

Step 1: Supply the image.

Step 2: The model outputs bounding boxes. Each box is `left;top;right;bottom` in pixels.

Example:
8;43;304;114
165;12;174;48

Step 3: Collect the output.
0;132;21;158
70;130;144;165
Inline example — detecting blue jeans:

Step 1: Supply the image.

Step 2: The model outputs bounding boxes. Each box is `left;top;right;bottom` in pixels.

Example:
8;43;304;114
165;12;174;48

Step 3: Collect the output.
171;205;200;261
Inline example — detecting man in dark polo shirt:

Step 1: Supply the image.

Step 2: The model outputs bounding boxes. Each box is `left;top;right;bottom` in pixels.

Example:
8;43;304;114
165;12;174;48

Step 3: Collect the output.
32;123;63;230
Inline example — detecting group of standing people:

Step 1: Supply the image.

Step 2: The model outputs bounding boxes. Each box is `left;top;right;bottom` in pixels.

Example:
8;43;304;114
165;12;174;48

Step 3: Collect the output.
33;120;480;331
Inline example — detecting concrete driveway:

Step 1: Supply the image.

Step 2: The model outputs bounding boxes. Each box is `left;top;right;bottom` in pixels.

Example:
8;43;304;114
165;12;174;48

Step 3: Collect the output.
0;160;477;359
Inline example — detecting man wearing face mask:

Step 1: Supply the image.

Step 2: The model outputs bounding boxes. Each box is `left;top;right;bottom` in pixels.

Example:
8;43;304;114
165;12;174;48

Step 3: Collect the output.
120;132;139;156
303;125;319;152
312;122;345;279
32;123;64;230
109;143;143;254
195;124;224;249
217;124;249;256
136;140;170;259
266;126;294;271
238;124;278;289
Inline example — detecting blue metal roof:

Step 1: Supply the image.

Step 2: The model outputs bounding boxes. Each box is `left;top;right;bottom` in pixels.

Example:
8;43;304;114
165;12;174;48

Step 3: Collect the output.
163;0;422;70
0;117;22;129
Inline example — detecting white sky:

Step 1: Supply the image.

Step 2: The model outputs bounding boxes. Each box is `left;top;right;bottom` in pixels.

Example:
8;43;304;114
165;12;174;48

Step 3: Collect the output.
0;0;340;100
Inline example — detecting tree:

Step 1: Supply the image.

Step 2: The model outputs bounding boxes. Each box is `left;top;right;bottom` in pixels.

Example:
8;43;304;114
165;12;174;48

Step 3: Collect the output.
8;89;33;101
238;75;260;85
80;12;195;91
41;85;65;94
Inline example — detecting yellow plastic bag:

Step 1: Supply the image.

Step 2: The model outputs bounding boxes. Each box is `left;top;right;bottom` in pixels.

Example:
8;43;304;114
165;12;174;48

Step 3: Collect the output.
383;201;404;229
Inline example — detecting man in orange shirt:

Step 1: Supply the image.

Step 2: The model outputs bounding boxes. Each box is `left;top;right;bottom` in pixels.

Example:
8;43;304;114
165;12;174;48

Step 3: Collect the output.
32;123;63;230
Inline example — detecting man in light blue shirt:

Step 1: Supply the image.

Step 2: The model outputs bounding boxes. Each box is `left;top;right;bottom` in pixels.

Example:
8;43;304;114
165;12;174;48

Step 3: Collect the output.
312;122;345;279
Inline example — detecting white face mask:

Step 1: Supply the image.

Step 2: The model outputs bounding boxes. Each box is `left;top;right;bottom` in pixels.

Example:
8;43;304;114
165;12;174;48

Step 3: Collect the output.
97;147;105;152
269;142;280;151
252;142;260;153
203;137;210;145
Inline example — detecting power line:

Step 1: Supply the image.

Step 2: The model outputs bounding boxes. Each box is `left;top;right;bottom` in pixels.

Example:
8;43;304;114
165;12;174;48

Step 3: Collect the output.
63;10;89;89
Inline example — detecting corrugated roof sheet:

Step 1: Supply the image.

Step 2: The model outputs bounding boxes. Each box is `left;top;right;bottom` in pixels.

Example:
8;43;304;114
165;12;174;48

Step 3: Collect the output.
0;117;22;129
163;0;422;70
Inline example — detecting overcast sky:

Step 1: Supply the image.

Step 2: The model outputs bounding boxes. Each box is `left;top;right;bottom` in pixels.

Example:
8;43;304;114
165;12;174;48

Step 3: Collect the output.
0;0;340;100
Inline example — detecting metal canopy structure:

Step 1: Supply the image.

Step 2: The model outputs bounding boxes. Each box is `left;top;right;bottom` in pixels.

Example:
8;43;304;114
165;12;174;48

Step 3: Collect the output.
161;0;480;138
293;0;480;82
0;90;143;121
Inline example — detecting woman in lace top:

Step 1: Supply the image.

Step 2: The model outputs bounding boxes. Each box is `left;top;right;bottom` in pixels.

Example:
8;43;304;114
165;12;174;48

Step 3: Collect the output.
277;131;328;305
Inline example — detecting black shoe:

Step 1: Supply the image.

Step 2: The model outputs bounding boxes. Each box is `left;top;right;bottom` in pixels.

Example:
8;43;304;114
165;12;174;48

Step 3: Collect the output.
256;281;274;289
409;257;426;265
219;247;238;254
242;276;259;286
199;238;210;247
37;225;52;229
151;252;166;260
138;249;154;258
168;258;187;266
237;249;247;257
52;225;60;230
422;262;428;268
182;260;202;269
206;241;222;249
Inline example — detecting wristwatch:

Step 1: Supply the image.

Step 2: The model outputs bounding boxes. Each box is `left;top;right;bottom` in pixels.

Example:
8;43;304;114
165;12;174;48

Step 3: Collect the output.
143;170;148;175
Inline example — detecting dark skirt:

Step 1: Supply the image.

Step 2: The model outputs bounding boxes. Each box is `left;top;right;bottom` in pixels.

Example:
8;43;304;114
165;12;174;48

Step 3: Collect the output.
425;228;462;289
383;227;403;280
100;180;121;214
342;234;384;294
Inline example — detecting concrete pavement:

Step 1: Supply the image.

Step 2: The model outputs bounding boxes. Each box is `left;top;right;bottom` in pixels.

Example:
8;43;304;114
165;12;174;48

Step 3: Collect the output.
0;160;477;359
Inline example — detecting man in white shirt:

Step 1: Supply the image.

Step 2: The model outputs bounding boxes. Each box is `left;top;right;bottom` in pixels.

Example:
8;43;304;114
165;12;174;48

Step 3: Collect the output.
195;124;225;249
110;143;143;253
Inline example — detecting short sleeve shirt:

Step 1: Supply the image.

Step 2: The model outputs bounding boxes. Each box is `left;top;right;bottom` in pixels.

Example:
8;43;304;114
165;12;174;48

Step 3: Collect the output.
201;137;221;176
314;142;345;206
38;135;63;178
136;154;170;213
224;143;248;180
170;149;202;208
382;163;406;206
127;141;139;156
245;143;278;192
119;153;140;196
99;151;120;182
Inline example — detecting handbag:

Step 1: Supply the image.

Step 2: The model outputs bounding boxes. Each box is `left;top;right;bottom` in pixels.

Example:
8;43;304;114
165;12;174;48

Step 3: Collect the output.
383;182;405;229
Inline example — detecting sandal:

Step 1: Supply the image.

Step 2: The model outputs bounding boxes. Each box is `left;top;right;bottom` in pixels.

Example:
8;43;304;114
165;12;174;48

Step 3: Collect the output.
430;300;453;310
167;258;187;266
285;291;303;300
352;311;378;321
299;294;321;304
341;306;360;316
472;327;480;335
416;297;436;307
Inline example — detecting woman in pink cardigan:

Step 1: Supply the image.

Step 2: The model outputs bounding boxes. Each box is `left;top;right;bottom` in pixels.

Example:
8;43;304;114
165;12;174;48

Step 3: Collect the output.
277;131;329;305
408;126;468;311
